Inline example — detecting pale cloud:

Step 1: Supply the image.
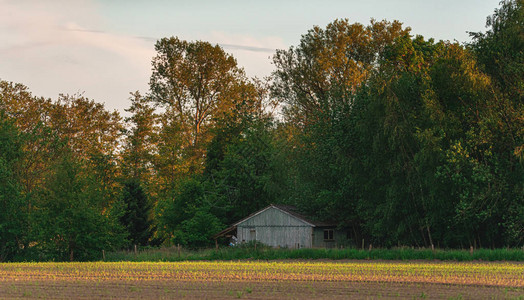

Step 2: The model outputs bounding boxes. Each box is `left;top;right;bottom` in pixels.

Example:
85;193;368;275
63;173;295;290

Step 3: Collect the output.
0;0;284;113
0;0;154;113
204;31;286;79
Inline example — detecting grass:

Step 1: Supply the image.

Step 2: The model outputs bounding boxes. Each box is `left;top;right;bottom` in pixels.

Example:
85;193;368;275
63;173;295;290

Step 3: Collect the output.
105;245;524;262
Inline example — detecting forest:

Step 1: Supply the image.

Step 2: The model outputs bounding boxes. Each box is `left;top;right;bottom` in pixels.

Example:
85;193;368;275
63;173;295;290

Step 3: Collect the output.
0;0;522;261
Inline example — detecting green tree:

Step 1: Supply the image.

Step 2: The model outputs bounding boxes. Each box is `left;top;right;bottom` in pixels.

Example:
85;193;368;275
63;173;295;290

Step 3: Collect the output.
204;116;284;225
0;80;58;208
468;0;524;246
33;153;126;261
470;0;524;105
271;19;411;246
350;28;522;248
156;177;223;247
120;179;153;246
0;113;25;261
121;92;158;184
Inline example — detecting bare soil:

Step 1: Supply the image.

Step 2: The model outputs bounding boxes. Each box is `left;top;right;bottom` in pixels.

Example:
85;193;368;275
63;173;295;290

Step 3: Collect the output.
1;277;523;299
1;261;522;299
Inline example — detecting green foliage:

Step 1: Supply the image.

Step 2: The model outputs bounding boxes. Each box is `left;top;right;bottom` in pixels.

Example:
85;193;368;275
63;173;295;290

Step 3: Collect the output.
204;117;283;223
156;114;284;248
157;177;224;248
272;18;410;125
470;0;524;102
175;209;223;247
469;0;524;245
0;113;25;261
1;1;523;261
32;153;127;261
273;7;523;249
121;91;157;185
120;179;153;246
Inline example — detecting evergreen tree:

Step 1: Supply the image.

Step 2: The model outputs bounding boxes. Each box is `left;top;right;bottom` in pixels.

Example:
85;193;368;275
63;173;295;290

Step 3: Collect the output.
120;179;152;246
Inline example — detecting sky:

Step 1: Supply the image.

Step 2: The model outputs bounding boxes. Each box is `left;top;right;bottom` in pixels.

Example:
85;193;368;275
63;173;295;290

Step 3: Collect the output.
1;0;501;115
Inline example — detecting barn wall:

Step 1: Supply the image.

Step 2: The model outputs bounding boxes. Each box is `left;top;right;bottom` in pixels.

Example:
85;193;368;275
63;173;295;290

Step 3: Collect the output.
236;207;313;248
312;228;345;248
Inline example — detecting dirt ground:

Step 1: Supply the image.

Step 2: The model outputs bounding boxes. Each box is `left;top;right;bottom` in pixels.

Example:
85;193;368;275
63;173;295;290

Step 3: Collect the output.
1;278;523;299
1;261;523;299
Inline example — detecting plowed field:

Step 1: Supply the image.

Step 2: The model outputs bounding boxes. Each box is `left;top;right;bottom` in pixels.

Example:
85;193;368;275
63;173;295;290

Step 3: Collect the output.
1;261;522;299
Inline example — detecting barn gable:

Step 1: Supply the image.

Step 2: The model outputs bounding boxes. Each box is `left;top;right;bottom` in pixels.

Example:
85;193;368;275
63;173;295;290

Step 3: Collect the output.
234;205;315;228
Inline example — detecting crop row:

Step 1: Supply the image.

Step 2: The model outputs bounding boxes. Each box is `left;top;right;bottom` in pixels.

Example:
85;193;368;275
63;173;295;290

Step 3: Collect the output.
1;261;522;287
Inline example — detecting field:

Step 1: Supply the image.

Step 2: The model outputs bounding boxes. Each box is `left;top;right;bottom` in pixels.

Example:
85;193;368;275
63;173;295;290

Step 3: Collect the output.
1;260;523;299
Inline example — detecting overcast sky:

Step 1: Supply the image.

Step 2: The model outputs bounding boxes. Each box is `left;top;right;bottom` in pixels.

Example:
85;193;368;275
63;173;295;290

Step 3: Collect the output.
1;0;501;115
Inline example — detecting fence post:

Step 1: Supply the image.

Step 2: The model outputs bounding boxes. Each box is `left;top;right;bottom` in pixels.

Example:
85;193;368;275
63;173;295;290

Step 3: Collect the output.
134;244;137;256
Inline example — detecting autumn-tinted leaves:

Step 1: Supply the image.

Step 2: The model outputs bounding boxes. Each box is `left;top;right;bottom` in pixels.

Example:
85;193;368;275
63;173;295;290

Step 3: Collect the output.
0;1;522;261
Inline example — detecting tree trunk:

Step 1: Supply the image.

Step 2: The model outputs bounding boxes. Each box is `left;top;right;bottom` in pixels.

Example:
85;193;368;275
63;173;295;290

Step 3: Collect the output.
426;223;434;250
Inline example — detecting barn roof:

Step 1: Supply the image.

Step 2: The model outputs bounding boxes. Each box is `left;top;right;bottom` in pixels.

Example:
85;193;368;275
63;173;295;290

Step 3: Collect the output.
269;204;336;227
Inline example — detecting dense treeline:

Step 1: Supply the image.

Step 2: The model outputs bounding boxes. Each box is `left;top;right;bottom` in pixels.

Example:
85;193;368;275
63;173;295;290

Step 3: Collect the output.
0;1;522;261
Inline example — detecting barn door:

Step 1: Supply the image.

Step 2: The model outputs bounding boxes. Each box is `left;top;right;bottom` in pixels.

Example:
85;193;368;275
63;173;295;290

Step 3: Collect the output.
249;229;256;241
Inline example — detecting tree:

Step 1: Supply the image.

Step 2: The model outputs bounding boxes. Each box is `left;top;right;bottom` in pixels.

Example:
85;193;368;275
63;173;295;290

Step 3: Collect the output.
149;37;258;174
470;0;524;105
270;19;411;246
119;92;158;246
156;176;223;247
272;13;523;248
48;94;122;159
469;0;524;246
272;19;410;125
120;179;153;246
48;94;124;212
0;80;58;212
33;153;126;261
469;0;523;161
121;92;158;184
203;116;284;225
0;113;25;261
348;28;523;248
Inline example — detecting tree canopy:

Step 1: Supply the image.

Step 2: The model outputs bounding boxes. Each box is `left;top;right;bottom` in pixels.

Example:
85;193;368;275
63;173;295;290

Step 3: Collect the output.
0;1;522;259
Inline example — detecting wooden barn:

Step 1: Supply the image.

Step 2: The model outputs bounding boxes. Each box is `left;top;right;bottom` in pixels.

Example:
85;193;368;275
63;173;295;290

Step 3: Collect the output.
213;204;345;248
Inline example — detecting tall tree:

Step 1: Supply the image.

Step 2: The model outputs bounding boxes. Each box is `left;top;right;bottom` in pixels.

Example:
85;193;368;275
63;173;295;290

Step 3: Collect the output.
33;153;126;261
272;19;410;126
0;113;26;261
149;37;259;174
49;94;122;161
469;0;524;245
120;179;153;246
270;19;411;243
0;80;58;208
121;92;158;184
204;116;283;224
49;94;123;206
